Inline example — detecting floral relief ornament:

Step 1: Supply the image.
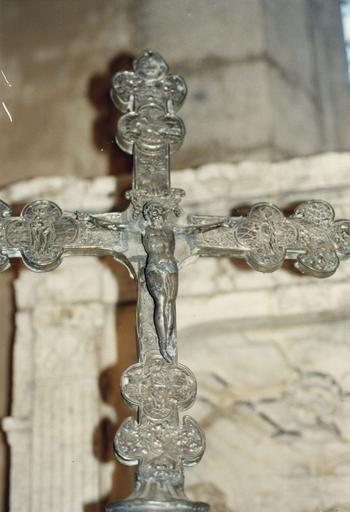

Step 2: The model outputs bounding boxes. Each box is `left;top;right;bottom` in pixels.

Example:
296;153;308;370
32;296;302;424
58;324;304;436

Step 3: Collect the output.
236;200;350;277
115;416;205;469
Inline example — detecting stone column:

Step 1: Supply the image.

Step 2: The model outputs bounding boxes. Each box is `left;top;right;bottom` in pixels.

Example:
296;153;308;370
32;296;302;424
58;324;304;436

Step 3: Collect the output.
2;177;119;511
0;271;13;509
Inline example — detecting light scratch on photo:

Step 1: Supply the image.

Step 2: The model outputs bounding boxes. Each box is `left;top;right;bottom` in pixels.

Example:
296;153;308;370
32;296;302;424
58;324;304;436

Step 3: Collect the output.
1;69;12;87
2;101;13;122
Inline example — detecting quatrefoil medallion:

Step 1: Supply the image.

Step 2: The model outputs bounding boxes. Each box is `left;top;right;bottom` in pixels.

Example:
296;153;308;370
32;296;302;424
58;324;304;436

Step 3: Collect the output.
120;356;197;420
292;200;345;277
117;105;185;155
333;219;350;254
115;416;205;468
111;50;187;113
235;200;350;277
236;203;297;272
5;200;78;272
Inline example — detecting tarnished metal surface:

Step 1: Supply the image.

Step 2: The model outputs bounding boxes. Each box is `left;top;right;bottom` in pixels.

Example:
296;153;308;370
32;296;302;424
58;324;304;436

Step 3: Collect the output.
1;50;350;511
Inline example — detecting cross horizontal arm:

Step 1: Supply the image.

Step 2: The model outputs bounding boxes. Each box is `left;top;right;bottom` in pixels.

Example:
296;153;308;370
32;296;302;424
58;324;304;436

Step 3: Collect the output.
185;200;350;278
0;199;129;272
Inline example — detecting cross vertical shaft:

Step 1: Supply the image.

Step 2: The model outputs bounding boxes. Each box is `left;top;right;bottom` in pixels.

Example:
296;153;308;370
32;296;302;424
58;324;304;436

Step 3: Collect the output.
108;51;207;512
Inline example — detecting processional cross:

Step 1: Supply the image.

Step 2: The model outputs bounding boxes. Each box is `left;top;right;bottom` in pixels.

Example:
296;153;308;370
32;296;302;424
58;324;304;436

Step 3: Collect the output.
2;51;350;512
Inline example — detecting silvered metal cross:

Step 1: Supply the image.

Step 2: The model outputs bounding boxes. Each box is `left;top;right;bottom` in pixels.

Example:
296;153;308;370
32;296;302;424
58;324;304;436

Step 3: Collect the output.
2;50;350;512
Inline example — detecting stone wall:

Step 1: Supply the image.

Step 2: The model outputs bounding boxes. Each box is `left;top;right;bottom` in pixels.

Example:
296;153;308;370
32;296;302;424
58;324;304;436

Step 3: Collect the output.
0;0;349;186
133;0;350;166
1;177;132;511
4;258;120;511
0;0;350;510
175;154;350;511
2;154;350;511
0;0;131;185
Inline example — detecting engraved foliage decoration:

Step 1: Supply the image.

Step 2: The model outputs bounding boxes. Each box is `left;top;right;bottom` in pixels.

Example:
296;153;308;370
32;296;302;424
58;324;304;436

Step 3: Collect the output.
235;200;350;277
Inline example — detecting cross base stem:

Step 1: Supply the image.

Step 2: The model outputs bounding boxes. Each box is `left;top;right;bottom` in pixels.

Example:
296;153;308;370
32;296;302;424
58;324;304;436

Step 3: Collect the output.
106;499;209;512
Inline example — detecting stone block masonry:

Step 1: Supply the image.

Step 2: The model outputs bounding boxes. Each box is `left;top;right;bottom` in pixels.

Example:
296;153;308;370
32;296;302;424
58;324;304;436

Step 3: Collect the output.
0;0;349;186
2;153;350;511
131;0;350;167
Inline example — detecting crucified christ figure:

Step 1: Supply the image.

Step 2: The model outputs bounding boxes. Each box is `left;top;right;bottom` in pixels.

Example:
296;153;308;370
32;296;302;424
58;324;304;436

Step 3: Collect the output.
142;200;228;362
142;201;178;362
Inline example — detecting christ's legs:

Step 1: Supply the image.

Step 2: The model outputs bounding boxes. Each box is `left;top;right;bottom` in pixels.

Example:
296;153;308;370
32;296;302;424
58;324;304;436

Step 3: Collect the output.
145;268;178;362
154;295;171;361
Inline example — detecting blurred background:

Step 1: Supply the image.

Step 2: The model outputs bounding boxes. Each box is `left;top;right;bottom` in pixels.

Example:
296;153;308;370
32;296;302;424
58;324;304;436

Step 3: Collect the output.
1;1;350;511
